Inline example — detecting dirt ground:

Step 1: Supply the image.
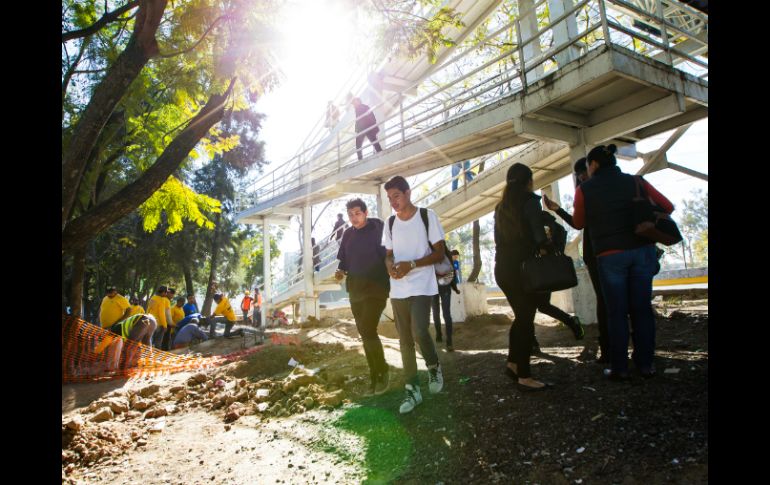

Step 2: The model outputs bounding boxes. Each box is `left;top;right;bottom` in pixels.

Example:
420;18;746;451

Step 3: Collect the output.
62;297;708;484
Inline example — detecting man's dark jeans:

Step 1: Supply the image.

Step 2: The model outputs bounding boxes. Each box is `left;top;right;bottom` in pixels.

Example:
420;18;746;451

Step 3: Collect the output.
431;284;453;346
209;317;236;338
355;128;382;160
597;245;658;374
585;260;609;359
350;298;388;378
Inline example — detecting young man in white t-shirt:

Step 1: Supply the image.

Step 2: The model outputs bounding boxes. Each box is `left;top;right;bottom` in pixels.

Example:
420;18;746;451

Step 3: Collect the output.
382;175;447;414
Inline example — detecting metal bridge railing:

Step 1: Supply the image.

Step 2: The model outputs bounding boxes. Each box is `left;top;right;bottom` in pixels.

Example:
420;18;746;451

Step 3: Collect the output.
236;0;707;216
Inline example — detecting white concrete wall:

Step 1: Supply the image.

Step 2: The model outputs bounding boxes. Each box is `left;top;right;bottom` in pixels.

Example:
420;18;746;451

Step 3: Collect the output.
570;266;597;325
452;282;488;322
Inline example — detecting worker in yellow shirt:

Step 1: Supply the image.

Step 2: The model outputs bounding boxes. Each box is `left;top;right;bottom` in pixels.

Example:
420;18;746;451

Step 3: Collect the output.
171;296;186;327
98;287;131;329
147;286;172;349
127;297;144;317
209;293;243;338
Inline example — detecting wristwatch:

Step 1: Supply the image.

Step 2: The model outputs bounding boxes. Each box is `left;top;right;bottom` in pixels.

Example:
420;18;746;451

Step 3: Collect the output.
409;260;417;270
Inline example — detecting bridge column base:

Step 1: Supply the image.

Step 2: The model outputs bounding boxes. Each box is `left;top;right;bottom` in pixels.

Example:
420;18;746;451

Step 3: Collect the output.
299;296;320;321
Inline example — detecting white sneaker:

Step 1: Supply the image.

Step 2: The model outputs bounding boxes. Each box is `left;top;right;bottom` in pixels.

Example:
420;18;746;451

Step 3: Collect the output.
428;364;444;394
399;384;423;414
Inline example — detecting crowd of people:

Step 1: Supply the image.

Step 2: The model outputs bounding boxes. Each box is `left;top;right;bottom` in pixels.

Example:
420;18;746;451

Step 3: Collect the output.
334;143;673;414
94;143;673;412
97;285;265;355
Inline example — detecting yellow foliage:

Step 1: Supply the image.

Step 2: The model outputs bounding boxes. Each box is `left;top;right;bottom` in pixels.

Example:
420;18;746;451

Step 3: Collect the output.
139;177;222;234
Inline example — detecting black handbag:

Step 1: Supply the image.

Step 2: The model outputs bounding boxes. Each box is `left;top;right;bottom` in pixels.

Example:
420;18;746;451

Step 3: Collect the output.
632;176;683;246
521;252;578;293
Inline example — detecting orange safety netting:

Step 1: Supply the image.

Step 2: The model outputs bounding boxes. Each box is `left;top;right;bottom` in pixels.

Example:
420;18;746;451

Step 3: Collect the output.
62;315;264;383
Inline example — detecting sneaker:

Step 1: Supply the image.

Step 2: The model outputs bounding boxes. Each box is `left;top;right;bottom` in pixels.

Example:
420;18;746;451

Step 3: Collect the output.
428;364;444;394
570;317;585;340
399;384;423;414
374;367;390;395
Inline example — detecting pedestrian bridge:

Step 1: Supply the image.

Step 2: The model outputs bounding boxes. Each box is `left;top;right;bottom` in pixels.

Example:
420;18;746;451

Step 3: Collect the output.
235;0;708;317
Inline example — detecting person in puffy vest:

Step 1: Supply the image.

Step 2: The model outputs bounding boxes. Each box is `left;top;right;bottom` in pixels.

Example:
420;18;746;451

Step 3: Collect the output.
568;144;673;381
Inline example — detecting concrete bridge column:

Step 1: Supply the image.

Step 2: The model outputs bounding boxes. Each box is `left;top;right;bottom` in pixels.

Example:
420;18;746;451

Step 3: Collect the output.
548;0;581;68
262;218;271;327
300;205;319;320
378;183;392;220
520;0;545;84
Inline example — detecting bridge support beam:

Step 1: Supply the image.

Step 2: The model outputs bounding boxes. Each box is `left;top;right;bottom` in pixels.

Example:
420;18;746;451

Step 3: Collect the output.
300;205;319;321
520;0;545;84
262;218;271;327
548;0;581;68
378;183;392;220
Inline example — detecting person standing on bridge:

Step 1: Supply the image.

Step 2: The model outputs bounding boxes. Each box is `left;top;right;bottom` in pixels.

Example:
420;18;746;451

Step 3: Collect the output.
350;96;383;161
332;213;346;241
494;163;554;392
335;198;391;395
383;176;446;414
569;144;674;380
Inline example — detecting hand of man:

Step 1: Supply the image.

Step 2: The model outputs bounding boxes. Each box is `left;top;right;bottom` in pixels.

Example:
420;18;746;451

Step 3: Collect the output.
392;261;412;279
542;194;560;211
334;270;345;281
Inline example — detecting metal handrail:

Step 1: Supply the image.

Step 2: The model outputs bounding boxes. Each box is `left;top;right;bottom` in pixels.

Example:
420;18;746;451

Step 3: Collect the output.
238;0;707;214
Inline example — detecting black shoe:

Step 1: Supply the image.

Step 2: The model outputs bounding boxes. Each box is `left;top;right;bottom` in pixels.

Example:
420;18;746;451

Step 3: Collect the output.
517;382;553;392
504;367;518;381
603;369;631;381
446;344;454;352
570;317;585;340
639;367;657;379
374;367;390;395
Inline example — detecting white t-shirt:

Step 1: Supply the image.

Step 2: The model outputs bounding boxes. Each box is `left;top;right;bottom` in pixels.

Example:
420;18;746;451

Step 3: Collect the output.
382;207;445;299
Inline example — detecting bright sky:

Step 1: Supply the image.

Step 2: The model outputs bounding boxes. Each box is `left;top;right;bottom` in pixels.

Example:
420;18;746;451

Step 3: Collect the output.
255;0;370;166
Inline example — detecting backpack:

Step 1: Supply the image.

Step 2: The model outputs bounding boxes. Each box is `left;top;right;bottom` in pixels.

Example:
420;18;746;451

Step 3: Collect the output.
541;210;567;253
388;208;456;286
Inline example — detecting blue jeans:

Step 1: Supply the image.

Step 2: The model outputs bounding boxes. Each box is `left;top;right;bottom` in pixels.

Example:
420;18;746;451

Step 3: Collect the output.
451;161;473;190
597;245;657;374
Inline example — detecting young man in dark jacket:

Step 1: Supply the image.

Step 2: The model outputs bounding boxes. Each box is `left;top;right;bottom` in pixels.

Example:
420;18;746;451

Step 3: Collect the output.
335;198;391;395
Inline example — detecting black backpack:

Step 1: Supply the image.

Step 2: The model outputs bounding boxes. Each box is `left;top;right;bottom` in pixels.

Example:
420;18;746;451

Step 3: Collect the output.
541;210;568;253
388;208;457;285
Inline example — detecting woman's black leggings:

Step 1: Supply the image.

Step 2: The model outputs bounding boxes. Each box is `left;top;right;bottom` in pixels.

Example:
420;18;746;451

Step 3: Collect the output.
494;257;537;378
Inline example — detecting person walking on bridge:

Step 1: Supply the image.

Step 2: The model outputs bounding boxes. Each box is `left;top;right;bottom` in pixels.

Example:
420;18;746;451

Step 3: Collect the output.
350;96;383;161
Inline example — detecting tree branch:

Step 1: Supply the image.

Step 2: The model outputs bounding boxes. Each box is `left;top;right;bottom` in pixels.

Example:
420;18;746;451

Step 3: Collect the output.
62;77;238;254
62;0;140;42
158;14;228;58
62;36;91;118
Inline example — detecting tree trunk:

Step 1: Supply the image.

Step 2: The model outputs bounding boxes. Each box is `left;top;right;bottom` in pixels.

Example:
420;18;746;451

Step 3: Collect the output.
468;220;482;283
467;160;485;283
62;0;168;229
183;263;194;297
69;246;87;318
202;213;223;315
61;78;236;254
